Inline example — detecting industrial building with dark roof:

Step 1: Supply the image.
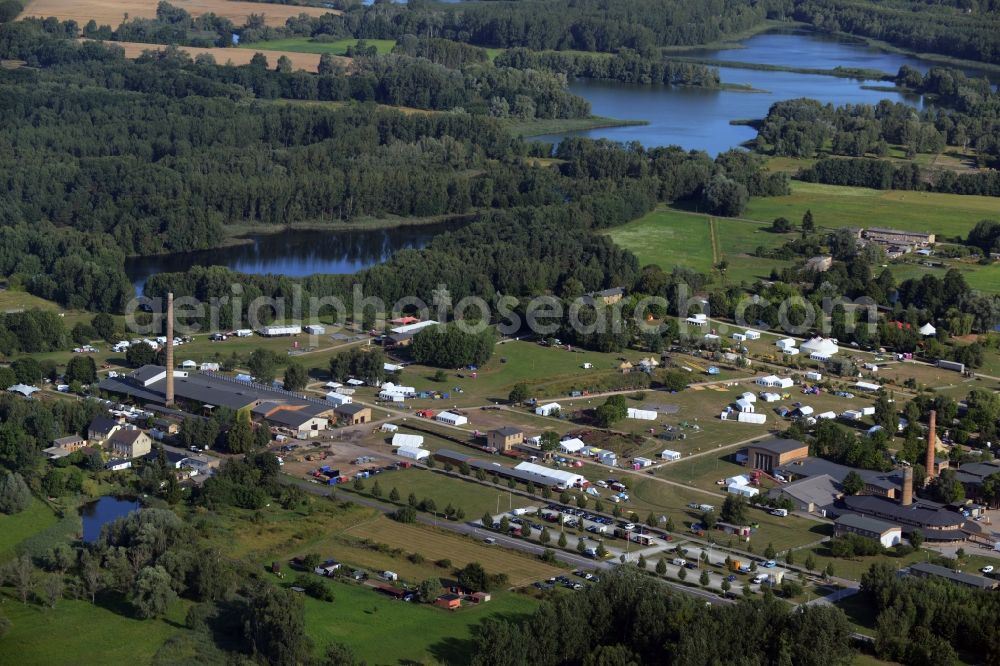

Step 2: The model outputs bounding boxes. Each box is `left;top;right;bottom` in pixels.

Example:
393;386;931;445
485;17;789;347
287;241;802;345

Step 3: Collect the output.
745;438;809;473
907;562;997;590
776;457;904;498
835;495;975;542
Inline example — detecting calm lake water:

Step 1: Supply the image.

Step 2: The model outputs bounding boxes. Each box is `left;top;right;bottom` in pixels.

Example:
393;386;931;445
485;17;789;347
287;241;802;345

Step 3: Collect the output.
126;222;459;294
534;30;994;154
80;496;140;543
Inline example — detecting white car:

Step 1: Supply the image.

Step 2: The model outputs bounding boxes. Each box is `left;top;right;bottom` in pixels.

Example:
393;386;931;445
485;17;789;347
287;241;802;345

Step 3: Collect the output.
981;566;994;574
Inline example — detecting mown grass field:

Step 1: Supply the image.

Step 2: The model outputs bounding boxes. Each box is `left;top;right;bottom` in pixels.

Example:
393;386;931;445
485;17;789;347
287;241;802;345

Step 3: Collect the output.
505;115;646;138
0;499;58;561
744;182;997;240
605;208;793;285
304;581;536;666
239;37;396;56
0;591;193;665
22;0;334;27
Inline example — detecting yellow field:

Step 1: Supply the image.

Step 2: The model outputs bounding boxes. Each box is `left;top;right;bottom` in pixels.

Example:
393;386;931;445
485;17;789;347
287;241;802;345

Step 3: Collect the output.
106;40;339;72
23;0;338;28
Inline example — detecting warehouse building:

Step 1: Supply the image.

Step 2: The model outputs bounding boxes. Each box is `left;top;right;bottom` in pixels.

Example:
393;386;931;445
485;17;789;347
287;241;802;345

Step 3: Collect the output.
745;438;809;473
834;513;902;548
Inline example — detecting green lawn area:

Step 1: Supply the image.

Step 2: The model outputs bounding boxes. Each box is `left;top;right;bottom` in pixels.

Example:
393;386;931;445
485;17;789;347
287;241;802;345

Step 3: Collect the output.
341;467;535;519
304;581;536;665
605;208;792;285
0;499;58;562
504;115;645;138
239;37;396;56
743;181;998;240
0;592;193;666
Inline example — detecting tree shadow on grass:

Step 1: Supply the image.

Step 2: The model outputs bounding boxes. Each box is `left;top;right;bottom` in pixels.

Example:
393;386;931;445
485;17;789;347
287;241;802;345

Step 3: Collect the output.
427;608;535;666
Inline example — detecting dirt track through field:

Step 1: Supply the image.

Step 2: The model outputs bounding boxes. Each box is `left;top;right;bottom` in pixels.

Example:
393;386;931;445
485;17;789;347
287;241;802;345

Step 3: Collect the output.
24;0;338;28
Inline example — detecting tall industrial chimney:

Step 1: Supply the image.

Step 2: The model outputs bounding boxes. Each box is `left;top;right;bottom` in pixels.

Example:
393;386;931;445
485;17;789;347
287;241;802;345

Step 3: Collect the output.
165;292;174;407
901;466;913;506
926;409;936;479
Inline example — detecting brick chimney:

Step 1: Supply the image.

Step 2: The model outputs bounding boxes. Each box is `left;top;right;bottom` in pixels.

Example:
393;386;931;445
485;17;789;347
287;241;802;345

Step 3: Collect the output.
165;292;174;407
901;466;913;506
926;409;936;479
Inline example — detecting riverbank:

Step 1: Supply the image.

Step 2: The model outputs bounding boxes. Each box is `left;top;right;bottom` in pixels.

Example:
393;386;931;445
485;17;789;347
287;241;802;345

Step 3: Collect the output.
504;115;647;138
660;19;799;54
827;30;1000;78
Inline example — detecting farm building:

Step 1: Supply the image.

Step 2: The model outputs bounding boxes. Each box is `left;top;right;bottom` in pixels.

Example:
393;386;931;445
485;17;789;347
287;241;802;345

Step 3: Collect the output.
767;474;842;513
775;338;796;351
397;446;430;462
745;438;809;473
435;411;468;426
335;403;370;425
487;427;523;452
391;433;424;448
834;514;902;548
326;392;352;406
514;462;586;489
558;438;586;454
660;449;681;461
627;407;657;420
434;594;462;610
535;402;562;417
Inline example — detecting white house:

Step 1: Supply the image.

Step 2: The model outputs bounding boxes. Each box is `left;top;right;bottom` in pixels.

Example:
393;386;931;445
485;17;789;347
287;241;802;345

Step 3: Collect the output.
397;446;430;462
326;392;352;406
435;411;468;426
391;433;424;448
660;449;681;461
919;323;936;337
744;330;761;340
535;402;562;417
627;407;657;421
760;392;781;402
558;438;586;454
776;338;797;351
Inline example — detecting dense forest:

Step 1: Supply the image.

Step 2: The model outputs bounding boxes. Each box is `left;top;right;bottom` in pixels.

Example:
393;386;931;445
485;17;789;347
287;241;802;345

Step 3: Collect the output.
469;568;856;666
494;48;721;87
797;157;1000;196
754;68;1000;169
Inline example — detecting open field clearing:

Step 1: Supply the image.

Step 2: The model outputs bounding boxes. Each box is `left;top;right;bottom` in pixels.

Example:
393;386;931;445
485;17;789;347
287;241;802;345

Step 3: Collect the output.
606;208;793;285
305;581;536;666
23;0;336;27
240;36;395;56
0;498;58;561
345;515;561;586
102;40;331;72
744;181;998;239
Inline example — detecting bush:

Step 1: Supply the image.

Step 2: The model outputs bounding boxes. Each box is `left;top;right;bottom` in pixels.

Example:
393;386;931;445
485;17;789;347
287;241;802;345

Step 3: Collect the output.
0;472;32;514
293;575;335;602
391;506;417;523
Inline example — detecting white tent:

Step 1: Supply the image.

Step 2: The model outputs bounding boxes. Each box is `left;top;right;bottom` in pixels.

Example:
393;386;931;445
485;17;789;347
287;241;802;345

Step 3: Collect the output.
735;398;755;413
397;446;429;461
776;338;796;350
435;411;468;426
391;433;424;448
558;438;586;454
817;411;837;420
760;392;781;402
919;323;936;337
660;449;681;461
380;423;399;433
744;330;761;340
737;412;766;424
514;462;585;489
627;407;657;420
535;402;562;417
739;392;757;403
801;337;838;358
326;392;352;406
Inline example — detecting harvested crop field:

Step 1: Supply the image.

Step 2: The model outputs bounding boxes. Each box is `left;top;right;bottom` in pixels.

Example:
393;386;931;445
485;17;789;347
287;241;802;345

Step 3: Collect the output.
23;0;338;28
102;40;346;72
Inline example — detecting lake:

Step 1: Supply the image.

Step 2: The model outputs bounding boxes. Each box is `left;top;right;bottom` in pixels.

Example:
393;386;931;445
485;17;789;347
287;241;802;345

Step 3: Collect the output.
534;30;992;154
126;221;460;294
80;496;140;543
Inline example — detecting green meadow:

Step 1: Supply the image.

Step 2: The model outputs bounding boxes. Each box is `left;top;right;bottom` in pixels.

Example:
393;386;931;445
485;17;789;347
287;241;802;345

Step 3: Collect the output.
239;37;396;56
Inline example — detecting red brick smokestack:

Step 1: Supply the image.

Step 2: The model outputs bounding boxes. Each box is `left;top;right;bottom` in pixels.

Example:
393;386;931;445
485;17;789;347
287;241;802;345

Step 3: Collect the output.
901;466;913;506
926;409;936;479
165;292;174;407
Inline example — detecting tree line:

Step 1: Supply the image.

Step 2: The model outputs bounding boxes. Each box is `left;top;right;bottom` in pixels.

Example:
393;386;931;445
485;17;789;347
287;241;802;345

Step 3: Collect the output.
494;48;722;87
